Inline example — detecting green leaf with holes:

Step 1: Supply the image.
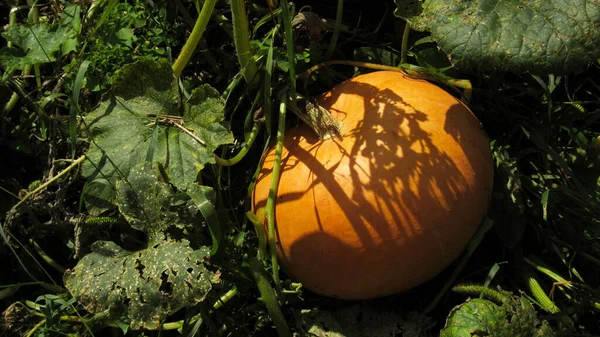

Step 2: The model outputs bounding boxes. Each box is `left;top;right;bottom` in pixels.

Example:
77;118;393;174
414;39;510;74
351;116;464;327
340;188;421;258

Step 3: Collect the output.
440;296;556;337
81;58;233;215
64;240;216;330
393;0;600;74
64;163;218;330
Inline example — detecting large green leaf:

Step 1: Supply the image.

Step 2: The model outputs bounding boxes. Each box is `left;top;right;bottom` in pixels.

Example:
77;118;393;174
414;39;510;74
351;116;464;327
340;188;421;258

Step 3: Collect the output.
440;296;556;337
441;298;508;336
64;240;216;330
82;58;233;214
65;163;218;330
115;163;171;241
0;5;81;69
394;0;600;74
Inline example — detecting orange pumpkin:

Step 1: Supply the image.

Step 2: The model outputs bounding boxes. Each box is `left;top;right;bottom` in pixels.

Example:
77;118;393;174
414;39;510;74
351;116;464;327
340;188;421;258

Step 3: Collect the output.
252;71;494;300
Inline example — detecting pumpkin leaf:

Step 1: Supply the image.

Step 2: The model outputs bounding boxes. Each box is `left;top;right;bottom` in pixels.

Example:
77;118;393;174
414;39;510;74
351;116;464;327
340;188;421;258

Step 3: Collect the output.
64;163;218;330
393;0;600;74
64;240;216;330
441;298;507;337
115;163;171;242
0;21;78;69
440;296;556;337
81;58;233;214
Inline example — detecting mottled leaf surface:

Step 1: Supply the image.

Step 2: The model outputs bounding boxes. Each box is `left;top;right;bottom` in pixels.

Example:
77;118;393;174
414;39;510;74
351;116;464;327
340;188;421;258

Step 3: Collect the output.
441;298;506;336
0;22;78;69
81;59;233;214
64;240;214;330
394;0;600;74
115;163;171;238
440;296;556;337
65;163;217;330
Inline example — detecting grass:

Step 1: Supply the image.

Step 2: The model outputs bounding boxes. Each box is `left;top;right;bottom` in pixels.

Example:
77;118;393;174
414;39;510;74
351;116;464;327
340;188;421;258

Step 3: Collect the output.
1;0;599;336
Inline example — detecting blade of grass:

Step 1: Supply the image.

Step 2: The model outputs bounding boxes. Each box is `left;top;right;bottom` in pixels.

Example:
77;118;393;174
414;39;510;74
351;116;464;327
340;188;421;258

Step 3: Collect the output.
400;22;410;65
0;223;40;283
30;240;66;274
187;184;223;256
253;7;283;36
70;60;90;158
248;257;291;337
324;0;343;60
145;118;160;163
198;302;220;337
87;0;114;22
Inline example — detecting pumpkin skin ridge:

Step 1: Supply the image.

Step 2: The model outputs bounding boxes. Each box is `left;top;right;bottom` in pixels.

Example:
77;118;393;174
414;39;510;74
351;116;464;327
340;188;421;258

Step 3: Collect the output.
252;71;494;300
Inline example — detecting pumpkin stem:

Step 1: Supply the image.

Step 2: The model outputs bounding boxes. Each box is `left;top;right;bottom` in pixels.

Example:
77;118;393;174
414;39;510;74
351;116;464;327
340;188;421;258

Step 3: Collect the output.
287;93;342;140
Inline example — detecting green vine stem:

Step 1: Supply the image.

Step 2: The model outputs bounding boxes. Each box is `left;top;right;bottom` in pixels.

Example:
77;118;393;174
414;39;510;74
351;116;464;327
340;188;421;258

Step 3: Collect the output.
5;78;50;123
25;319;46;337
248;257;292;337
265;91;288;290
231;0;259;84
300;60;473;102
324;0;343;60
213;286;239;310
172;0;217;77
247;210;268;258
214;122;261;166
14;155;85;209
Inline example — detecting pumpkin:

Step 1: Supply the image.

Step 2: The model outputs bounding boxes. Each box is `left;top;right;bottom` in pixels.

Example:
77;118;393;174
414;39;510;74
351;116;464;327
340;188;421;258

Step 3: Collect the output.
252;71;494;300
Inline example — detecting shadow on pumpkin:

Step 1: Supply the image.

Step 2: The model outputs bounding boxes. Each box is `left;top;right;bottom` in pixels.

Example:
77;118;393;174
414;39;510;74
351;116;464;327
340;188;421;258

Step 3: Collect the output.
253;73;492;298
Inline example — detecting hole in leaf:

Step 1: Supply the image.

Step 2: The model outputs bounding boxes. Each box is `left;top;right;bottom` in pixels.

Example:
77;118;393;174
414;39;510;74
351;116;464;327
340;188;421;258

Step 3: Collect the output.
159;271;172;293
135;258;145;277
